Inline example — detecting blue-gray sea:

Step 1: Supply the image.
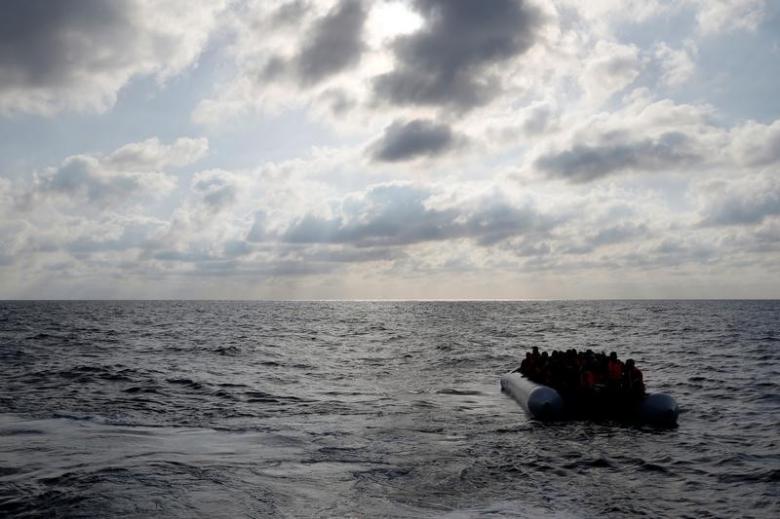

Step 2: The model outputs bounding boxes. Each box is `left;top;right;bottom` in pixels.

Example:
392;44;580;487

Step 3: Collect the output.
0;300;778;518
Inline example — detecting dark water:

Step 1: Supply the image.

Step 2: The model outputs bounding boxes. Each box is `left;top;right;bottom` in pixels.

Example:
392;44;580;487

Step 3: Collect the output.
0;301;778;518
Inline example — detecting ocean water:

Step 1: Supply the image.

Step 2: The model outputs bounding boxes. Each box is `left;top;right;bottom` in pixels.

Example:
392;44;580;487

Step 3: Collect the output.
0;300;778;518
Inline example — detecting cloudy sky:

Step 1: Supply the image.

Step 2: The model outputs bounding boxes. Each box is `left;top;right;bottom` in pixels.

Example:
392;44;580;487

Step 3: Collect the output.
1;0;779;299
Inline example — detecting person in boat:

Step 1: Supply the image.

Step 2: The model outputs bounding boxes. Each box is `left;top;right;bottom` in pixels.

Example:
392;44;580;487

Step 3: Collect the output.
517;352;532;375
531;346;540;365
623;359;645;399
607;352;624;395
539;351;550;385
518;348;646;406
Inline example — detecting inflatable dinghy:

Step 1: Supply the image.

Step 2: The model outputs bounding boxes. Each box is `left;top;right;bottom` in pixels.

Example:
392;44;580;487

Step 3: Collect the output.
500;372;679;427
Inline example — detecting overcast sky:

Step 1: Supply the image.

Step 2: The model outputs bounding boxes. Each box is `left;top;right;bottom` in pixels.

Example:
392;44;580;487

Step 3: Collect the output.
1;0;778;299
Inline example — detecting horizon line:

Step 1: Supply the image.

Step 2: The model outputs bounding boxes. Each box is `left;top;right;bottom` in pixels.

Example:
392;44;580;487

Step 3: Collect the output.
1;298;778;302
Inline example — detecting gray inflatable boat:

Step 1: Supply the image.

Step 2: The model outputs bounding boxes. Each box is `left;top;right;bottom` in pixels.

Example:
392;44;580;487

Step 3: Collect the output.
500;372;679;427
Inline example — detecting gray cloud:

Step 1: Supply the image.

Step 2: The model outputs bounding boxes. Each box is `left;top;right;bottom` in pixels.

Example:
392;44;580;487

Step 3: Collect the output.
522;104;556;135
296;0;367;85
562;223;650;255
42;156;160;204
535;132;702;182
373;0;542;111
0;0;220;114
281;184;555;247
191;171;240;213
223;240;253;258
0;1;127;89
371;119;462;162
318;88;356;115
246;211;268;242
65;219;165;255
592;223;649;246
271;0;310;26
32;138;206;206
301;246;407;263
700;181;780;226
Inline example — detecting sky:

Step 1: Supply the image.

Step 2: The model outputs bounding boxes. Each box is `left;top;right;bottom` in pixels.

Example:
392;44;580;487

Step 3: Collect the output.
0;0;779;299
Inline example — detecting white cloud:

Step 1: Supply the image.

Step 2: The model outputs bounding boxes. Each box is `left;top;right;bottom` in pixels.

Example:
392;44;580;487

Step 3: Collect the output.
692;0;767;34
32;137;208;206
106;137;209;170
554;0;672;28
730;119;780;167
581;41;642;105
554;0;767;36
655;42;697;87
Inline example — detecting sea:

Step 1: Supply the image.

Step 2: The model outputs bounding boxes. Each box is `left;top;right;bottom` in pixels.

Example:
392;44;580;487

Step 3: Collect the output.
0;300;778;518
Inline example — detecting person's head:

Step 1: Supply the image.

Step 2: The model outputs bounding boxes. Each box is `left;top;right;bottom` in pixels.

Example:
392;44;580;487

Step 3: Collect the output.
542;351;548;360
532;346;539;355
525;352;532;359
626;359;635;369
609;352;617;361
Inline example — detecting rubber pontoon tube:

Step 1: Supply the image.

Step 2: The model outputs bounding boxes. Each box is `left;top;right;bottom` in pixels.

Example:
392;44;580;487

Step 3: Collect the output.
637;392;679;427
500;372;680;426
500;373;564;421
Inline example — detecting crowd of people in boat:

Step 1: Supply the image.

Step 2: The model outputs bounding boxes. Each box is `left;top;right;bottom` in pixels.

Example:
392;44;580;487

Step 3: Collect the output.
514;347;645;402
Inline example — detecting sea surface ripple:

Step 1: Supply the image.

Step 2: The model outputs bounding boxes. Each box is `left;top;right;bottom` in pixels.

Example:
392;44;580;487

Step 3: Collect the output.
0;301;778;518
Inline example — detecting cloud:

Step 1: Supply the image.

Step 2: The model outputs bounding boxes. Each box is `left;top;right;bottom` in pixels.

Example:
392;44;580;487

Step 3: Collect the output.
522;102;557;135
192;0;372;124
527;94;728;182
64;217;168;255
373;0;543;111
562;223;651;254
246;211;269;242
258;0;369;87
281;183;556;247
301;246;406;263
555;0;766;35
535;131;702;182
295;0;368;85
40;155;175;205
693;0;767;34
34;137;208;205
581;41;641;104
555;0;672;29
370;119;462;162
270;0;311;25
0;0;225;116
700;176;780;226
105;137;209;170
190;170;244;213
655;42;697;87
731;120;780;167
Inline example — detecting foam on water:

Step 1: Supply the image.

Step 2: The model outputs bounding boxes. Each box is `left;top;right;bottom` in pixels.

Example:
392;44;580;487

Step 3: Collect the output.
1;301;778;517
